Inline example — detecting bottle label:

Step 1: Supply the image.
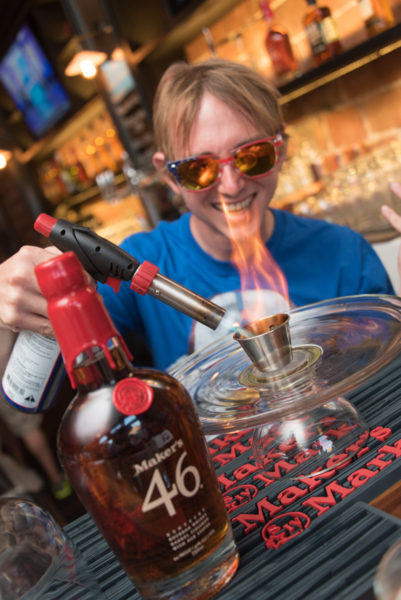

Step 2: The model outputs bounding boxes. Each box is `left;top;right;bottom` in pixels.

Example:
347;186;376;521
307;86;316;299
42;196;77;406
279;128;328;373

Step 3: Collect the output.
359;0;374;20
2;332;62;412
305;22;326;55
135;438;217;560
140;443;201;516
321;16;339;43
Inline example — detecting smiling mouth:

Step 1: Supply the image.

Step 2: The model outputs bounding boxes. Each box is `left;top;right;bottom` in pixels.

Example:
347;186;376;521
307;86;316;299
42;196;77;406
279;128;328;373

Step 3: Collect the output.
214;196;254;213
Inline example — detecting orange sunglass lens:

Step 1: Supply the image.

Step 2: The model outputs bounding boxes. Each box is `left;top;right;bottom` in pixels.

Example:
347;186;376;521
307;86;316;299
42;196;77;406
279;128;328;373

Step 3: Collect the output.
177;157;219;190
235;142;276;175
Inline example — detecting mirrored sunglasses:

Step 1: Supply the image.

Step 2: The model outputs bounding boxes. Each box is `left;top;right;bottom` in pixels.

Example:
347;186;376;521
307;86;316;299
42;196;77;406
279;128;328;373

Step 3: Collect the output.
167;135;283;192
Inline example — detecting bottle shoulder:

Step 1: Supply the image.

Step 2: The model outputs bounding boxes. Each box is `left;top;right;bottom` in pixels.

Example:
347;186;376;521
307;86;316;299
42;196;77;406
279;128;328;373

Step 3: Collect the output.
303;7;320;26
266;24;289;39
303;5;332;25
58;371;199;456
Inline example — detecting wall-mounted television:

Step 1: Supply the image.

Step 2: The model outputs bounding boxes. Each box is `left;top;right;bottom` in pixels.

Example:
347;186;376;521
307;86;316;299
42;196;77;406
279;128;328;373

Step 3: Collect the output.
0;25;71;138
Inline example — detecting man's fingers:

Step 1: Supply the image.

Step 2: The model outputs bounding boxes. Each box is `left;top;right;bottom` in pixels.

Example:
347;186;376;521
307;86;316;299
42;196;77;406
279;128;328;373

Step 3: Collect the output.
390;182;401;197
382;204;401;234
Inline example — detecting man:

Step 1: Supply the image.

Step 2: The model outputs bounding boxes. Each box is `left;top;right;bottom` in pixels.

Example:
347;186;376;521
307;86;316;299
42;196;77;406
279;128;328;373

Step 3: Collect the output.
0;59;395;374
98;59;393;369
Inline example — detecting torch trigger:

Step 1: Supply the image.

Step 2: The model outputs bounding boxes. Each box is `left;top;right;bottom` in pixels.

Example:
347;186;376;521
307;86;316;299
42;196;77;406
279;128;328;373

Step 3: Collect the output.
105;277;122;293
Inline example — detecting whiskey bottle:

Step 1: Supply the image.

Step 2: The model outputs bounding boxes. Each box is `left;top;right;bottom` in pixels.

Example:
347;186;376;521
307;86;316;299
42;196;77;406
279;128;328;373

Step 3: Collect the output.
303;0;342;66
358;0;395;37
260;0;298;80
34;251;239;600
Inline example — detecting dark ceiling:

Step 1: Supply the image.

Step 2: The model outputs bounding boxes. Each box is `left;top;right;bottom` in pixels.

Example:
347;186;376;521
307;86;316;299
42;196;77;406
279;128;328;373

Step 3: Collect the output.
0;0;190;59
0;1;31;60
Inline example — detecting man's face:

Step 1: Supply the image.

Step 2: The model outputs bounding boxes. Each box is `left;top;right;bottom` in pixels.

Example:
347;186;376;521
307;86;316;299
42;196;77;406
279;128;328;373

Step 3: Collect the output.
156;92;281;260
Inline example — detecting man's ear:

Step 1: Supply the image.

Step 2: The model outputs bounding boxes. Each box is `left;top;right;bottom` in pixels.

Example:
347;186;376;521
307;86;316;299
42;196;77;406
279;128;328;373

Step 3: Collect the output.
153;151;181;194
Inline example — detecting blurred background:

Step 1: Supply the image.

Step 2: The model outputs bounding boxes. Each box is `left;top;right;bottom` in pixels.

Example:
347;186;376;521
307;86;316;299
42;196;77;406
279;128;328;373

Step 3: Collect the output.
1;0;401;523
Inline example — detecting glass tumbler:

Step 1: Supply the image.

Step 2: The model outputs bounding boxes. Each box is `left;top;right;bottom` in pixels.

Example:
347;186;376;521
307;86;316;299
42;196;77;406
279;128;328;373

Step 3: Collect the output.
0;497;106;600
374;538;401;600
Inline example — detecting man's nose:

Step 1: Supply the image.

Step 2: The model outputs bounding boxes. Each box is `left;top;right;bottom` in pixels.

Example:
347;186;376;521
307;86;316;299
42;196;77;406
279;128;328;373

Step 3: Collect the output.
218;161;243;196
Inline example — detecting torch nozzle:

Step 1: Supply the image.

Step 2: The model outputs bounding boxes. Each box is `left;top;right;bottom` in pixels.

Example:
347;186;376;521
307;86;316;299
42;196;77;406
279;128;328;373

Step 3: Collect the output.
148;274;225;330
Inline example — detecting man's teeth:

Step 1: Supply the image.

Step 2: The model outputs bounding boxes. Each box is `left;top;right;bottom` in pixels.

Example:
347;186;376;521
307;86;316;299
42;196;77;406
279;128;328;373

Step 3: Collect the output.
215;197;253;212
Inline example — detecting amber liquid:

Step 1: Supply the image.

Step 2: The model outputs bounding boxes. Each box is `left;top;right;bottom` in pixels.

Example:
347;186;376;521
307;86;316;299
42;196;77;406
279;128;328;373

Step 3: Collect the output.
265;25;298;77
58;367;231;585
359;0;395;36
260;1;297;78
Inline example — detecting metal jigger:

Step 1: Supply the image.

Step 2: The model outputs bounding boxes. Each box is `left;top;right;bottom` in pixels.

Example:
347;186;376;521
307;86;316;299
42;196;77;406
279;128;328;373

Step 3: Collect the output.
233;312;369;479
233;313;293;372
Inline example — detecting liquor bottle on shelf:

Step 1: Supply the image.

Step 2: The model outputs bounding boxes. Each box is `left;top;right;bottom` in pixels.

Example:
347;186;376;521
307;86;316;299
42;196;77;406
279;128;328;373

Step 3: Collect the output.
67;147;91;191
260;0;298;80
34;251;239;600
357;0;395;37
202;27;217;57
54;150;77;195
81;126;107;179
303;0;342;66
38;159;68;204
49;157;69;199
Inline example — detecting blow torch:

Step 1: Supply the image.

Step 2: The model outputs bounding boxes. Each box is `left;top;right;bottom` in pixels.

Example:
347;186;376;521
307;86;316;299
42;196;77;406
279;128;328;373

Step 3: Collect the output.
34;214;225;330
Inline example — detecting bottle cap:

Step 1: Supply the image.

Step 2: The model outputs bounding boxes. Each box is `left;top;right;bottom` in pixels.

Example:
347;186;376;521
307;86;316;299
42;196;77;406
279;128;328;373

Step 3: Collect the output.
34;213;56;238
260;1;273;20
36;249;87;297
35;251;132;388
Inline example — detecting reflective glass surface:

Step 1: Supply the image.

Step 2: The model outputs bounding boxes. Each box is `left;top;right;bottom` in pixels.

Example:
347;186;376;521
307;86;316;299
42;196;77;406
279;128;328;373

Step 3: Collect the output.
169;295;401;434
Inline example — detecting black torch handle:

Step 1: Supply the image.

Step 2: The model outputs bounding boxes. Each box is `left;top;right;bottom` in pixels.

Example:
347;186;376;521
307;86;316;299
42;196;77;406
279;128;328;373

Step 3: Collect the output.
34;214;226;330
45;218;140;284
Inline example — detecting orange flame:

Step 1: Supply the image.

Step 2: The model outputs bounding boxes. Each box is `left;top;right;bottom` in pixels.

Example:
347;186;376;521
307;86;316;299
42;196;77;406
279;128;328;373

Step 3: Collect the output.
221;196;289;324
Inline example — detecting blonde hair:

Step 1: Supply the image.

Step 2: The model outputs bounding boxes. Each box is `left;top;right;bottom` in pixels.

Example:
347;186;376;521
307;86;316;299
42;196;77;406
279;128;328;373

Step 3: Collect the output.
153;58;284;159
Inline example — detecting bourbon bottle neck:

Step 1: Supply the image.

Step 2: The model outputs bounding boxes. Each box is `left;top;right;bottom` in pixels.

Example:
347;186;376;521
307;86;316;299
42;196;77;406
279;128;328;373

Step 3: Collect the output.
71;337;134;393
260;0;274;22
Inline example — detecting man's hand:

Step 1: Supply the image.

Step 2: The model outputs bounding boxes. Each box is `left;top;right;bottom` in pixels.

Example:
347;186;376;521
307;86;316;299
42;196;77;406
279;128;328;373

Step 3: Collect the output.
382;186;401;233
0;245;61;336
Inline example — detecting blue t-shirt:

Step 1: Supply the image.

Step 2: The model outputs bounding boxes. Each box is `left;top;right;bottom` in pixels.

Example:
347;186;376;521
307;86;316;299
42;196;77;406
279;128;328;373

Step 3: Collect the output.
98;209;394;370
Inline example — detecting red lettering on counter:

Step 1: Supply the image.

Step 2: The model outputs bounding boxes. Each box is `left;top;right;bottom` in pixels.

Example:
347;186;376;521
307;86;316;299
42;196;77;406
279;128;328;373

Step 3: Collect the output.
302;481;354;515
212;442;252;467
232;497;283;534
370;427;392;442
262;512;310;549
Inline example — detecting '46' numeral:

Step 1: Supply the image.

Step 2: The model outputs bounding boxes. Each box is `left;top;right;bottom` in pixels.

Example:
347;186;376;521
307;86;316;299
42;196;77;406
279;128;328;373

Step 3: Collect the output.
142;451;201;516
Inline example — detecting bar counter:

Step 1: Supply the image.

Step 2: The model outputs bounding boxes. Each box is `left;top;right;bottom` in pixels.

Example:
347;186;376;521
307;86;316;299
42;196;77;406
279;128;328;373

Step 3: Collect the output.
62;353;401;599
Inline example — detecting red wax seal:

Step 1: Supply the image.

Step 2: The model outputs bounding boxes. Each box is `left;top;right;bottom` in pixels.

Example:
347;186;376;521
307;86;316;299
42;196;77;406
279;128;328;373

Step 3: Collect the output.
112;378;153;415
